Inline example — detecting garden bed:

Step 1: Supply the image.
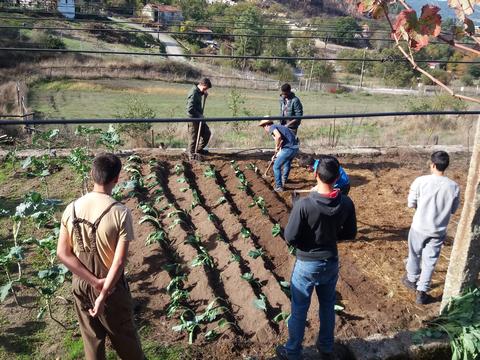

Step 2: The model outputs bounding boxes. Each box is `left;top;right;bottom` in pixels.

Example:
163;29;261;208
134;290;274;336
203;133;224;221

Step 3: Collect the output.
0;150;469;359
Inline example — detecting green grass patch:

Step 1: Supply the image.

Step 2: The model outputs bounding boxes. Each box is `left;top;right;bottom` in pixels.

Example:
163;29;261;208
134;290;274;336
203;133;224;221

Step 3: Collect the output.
143;342;192;360
0;321;46;360
0;163;14;185
63;332;85;360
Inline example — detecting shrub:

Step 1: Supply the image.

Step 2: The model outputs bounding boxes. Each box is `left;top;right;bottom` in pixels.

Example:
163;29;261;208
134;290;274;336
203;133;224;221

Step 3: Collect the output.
30;31;66;49
461;74;474;86
421;69;452;86
408;93;467;112
116;96;155;147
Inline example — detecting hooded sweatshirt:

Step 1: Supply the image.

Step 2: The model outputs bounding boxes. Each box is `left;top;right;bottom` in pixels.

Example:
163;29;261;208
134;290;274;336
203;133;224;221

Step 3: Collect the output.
285;190;357;261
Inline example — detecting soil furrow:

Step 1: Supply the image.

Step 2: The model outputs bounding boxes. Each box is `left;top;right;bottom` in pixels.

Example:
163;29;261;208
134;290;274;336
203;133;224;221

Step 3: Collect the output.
190;162;292;324
242;164;292;228
153;162;222;319
218;161;293;281
168;161;275;341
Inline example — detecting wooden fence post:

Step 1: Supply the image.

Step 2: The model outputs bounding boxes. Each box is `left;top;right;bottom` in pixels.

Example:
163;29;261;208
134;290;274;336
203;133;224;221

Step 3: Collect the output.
441;117;480;310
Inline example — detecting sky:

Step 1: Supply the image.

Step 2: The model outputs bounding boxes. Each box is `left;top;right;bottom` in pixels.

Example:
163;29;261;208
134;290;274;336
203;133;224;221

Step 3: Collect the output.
409;0;480;23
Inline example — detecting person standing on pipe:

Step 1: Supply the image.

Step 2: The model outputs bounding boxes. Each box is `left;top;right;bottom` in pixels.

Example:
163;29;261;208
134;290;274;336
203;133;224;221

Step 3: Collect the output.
186;78;212;160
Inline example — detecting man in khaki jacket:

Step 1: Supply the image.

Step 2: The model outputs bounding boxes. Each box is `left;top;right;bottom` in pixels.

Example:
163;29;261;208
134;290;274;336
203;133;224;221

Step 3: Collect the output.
57;153;144;360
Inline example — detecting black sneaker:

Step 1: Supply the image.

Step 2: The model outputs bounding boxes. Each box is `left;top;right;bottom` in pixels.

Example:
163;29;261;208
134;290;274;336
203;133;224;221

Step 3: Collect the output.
319;353;335;360
315;344;335;360
198;149;210;155
402;275;417;292
416;291;433;305
275;345;299;360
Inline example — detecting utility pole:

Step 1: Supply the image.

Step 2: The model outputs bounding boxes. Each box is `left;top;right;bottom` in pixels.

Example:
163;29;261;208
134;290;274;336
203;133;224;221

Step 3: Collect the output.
441;117;480;311
359;48;367;89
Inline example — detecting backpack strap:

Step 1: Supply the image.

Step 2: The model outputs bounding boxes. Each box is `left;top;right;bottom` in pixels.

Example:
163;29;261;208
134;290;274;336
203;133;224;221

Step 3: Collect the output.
90;201;120;253
71;201;86;252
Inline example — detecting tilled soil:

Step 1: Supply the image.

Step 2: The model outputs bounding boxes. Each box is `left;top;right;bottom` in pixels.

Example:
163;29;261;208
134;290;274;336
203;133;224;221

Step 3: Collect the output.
0;150;468;359
124;151;468;358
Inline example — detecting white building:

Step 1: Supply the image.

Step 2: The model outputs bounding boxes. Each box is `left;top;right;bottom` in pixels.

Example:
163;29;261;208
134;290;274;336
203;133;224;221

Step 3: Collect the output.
57;0;75;19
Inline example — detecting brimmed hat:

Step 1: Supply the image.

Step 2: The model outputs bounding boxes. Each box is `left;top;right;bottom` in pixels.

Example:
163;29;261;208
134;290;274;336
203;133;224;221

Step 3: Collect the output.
258;119;274;127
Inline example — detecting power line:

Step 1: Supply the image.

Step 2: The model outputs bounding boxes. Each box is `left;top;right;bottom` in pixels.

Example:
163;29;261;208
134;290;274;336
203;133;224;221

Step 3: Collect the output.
0;13;395;34
0;24;392;41
1;111;479;126
1;24;476;46
1;47;478;64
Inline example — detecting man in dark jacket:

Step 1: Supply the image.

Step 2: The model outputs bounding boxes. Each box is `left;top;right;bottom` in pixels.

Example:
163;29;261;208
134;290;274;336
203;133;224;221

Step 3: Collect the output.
186;78;212;159
279;83;303;135
276;155;357;360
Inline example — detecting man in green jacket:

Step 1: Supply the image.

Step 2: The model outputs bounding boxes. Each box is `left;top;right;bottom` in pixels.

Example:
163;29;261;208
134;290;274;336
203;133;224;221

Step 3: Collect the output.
186;78;212;159
279;83;303;135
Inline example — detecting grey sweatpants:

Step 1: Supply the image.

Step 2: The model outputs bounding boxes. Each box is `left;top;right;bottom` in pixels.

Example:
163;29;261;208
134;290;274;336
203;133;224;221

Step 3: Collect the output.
406;227;445;292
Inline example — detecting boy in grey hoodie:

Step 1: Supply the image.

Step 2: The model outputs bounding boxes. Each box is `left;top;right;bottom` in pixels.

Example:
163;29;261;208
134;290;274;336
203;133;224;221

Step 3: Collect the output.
403;151;460;304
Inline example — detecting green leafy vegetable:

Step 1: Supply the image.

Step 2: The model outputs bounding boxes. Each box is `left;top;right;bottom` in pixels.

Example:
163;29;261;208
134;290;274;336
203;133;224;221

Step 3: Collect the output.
272;224;282;237
253;294;268;312
248;248;264;259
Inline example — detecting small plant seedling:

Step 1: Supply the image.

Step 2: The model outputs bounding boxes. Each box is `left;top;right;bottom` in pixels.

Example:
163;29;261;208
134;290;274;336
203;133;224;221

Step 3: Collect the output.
145;230;167;246
166;274;187;293
288;246;296;255
249;196;267;215
127;154;142;164
191;247;215;269
203;166;216;178
280;281;291;298
138;202;159;217
240;272;262;287
253;294;268;312
273;312;290;324
174;164;184;175
177;177;187;183
139;215;162;229
167;289;190;318
179;187;189;193
272;224;281;237
168;218;184;230
191;190;201;208
248;248;264;259
167;209;184;218
97;125;123;153
230;254;241;263
240;227;251;239
215;196;227;206
208;213;218;223
246;163;259;173
219;186;227;194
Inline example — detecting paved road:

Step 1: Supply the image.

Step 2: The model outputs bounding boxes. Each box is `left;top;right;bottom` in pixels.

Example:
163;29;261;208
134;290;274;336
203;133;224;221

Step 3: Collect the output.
108;17;187;62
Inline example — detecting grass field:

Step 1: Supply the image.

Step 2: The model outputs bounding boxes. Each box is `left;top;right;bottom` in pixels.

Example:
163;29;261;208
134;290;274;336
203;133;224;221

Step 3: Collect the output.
27;79;477;150
29;79;414;119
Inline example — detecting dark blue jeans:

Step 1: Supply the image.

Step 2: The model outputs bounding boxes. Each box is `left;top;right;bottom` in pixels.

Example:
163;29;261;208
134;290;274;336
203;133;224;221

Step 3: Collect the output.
273;146;299;188
284;258;339;359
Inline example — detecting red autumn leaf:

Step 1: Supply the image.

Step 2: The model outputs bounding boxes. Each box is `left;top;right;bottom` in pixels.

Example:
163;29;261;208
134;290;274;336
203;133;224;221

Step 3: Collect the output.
357;0;388;18
393;9;419;40
418;5;442;37
393;6;442;52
